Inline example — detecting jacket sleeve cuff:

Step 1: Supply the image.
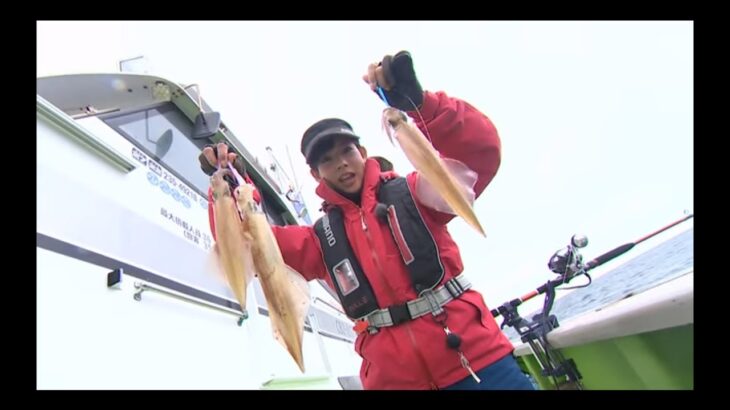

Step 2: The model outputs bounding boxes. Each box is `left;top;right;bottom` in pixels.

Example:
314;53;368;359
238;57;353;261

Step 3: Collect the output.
407;91;438;121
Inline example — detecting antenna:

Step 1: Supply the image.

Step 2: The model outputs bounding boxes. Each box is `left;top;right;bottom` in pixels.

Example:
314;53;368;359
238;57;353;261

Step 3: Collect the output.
266;146;312;224
285;144;301;194
266;146;288;191
266;146;296;190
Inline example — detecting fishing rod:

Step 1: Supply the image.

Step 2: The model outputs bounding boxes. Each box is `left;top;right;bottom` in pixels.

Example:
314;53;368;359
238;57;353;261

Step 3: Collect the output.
491;212;694;318
491;212;693;390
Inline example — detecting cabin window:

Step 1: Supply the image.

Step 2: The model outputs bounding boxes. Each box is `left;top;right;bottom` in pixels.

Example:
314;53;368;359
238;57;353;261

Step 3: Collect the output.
101;102;210;196
102;102;296;228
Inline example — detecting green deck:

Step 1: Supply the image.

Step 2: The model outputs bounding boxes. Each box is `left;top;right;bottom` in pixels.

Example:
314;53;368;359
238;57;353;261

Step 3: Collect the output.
517;324;693;390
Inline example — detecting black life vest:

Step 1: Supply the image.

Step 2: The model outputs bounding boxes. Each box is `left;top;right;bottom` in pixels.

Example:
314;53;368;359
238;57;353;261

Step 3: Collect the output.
313;177;444;319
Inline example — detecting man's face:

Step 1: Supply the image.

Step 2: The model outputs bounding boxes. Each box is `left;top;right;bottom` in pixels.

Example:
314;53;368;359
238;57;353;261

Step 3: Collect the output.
310;137;368;194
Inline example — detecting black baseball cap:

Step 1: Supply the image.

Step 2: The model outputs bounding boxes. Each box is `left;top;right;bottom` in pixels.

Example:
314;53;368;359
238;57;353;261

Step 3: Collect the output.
301;118;360;165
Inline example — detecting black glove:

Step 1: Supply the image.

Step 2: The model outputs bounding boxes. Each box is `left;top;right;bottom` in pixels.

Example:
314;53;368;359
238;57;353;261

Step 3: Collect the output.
380;51;424;111
198;144;247;178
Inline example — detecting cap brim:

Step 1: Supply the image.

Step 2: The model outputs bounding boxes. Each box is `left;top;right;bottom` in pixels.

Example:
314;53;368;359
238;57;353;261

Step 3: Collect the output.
304;128;360;163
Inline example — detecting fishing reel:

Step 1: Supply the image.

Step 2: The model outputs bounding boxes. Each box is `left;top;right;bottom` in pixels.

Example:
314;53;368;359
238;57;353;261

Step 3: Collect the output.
547;234;588;282
493;214;692;390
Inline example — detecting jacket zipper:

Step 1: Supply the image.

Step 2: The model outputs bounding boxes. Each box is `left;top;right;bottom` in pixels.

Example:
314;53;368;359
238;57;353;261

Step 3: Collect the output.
359;208;439;389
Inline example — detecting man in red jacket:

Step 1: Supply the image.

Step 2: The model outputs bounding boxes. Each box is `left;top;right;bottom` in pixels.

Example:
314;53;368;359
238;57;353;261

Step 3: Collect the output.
201;51;534;390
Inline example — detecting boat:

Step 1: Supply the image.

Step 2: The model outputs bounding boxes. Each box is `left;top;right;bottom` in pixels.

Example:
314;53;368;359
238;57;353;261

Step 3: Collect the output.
495;219;693;390
36;70;363;389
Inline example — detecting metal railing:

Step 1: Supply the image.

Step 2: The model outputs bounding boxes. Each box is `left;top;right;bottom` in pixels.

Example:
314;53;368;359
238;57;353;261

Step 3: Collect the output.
133;281;249;325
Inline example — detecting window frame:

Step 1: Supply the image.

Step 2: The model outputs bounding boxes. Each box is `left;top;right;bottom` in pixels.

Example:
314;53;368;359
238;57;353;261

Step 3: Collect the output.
100;101;211;199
